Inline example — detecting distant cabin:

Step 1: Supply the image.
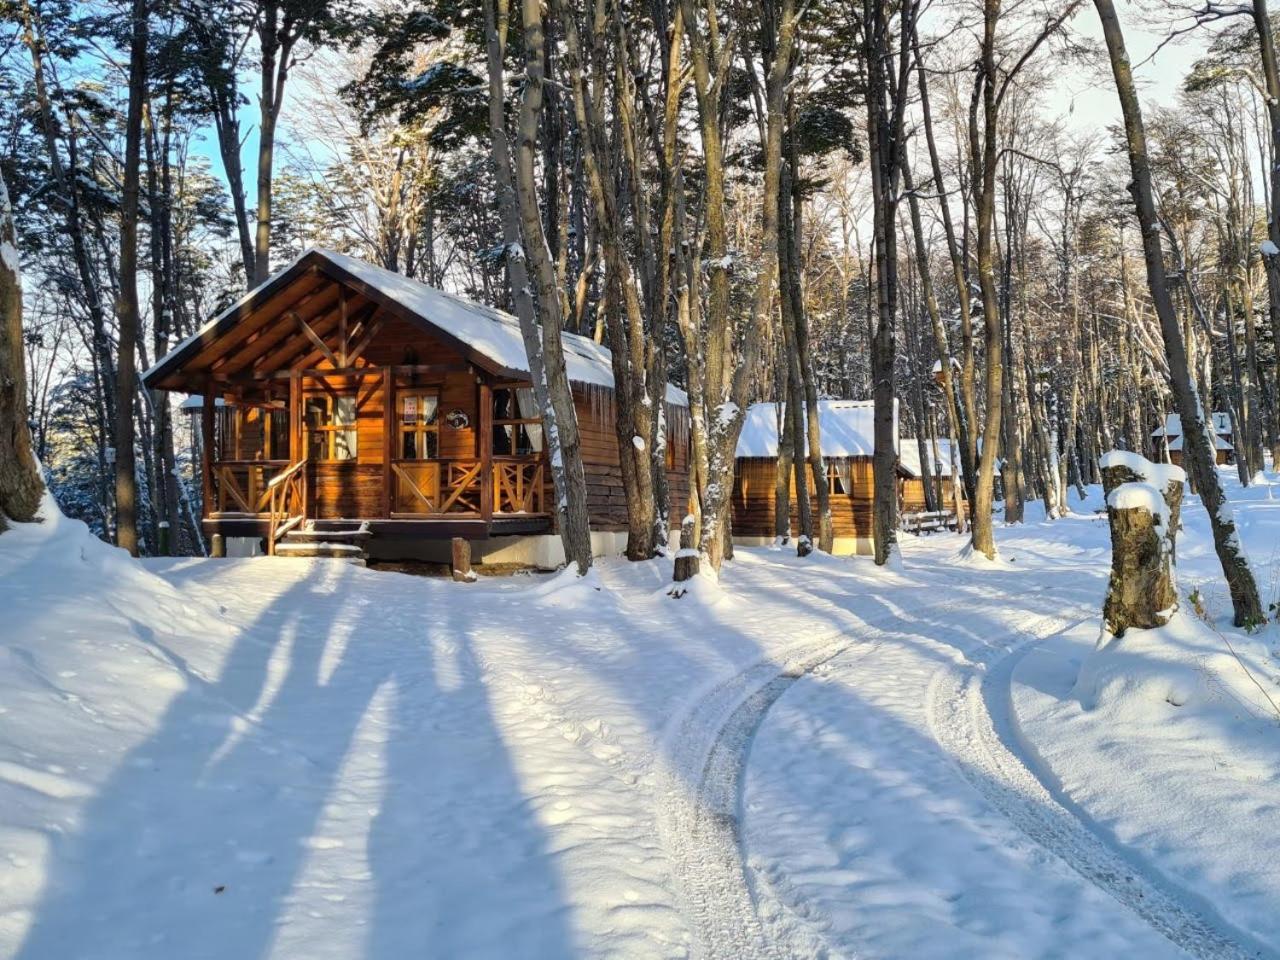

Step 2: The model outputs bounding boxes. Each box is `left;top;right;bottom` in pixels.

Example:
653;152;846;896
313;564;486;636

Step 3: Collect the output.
144;248;690;566
732;400;897;556
898;439;967;519
1150;412;1233;466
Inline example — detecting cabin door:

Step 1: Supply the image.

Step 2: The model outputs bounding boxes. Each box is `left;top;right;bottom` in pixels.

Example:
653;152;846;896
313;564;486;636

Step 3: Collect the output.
391;388;442;514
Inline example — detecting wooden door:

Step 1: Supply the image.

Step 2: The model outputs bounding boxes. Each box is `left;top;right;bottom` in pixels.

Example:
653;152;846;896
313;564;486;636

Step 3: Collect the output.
391;389;442;514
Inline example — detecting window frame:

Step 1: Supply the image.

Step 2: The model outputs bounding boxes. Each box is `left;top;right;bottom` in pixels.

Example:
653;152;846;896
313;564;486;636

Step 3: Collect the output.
492;385;544;457
305;391;359;462
396;388;441;461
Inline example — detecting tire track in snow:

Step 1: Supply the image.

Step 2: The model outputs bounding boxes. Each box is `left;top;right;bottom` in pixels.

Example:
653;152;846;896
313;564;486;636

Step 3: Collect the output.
927;613;1270;960
656;633;865;960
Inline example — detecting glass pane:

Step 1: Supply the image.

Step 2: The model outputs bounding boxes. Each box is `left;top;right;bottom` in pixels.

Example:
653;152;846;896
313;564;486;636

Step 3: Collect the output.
334;429;357;461
493;389;513;420
310;430;326;457
421;395;439;424
402;431;417;460
335;396;357;426
269;410;289;459
305;398;325;428
426;431;438;458
494;425;513;456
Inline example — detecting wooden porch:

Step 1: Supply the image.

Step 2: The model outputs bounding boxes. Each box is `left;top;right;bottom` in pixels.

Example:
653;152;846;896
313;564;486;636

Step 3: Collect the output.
198;365;552;555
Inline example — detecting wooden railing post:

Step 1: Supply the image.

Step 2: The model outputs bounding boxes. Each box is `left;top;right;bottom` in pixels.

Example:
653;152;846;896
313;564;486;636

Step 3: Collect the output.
479;380;493;522
382;366;393;518
201;382;215;520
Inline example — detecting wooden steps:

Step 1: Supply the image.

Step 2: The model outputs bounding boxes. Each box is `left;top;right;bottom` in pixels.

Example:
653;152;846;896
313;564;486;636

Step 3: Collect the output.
275;521;371;562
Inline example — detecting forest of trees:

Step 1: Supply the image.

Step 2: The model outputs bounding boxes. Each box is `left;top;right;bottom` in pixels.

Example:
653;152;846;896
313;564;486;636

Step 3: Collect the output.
1;0;1277;618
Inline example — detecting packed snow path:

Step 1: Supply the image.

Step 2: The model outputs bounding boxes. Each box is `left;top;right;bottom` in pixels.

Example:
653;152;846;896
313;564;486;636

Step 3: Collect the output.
930;629;1268;959
2;485;1279;958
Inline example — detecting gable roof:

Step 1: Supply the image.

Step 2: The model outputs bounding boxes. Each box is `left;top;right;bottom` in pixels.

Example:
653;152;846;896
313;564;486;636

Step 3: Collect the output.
736;400;897;458
1151;412;1232;438
143;248;686;404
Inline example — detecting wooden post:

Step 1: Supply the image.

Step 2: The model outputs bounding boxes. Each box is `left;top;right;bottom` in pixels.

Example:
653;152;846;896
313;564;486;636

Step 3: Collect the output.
201;382;215;520
382;366;394;518
211;533;226;558
478;379;494;522
289;370;302;461
451;536;475;582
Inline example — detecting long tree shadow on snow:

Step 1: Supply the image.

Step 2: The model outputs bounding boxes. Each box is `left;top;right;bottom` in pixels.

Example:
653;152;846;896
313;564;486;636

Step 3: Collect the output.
13;560;575;960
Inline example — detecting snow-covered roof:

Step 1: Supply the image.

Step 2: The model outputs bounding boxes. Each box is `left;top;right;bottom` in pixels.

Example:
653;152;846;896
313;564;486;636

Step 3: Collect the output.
899;439;956;478
735;400;896;458
1166;434;1233;451
1151;412;1231;438
178;395;225;410
145;247;686;405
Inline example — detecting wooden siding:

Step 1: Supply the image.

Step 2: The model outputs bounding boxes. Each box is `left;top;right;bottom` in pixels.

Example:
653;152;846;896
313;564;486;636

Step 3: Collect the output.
570;385;692;533
732;456;873;539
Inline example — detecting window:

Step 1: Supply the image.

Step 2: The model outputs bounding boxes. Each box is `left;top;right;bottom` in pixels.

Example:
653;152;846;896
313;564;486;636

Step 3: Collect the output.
306;394;357;461
216;405;289;461
398;390;440;459
492;387;543;455
827;460;853;495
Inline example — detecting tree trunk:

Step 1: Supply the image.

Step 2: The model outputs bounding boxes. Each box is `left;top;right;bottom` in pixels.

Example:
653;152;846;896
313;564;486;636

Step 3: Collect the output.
114;0;147;556
1093;0;1265;627
559;0;657;559
968;0;1004;561
484;0;593;573
1251;0;1280;468
0;171;43;528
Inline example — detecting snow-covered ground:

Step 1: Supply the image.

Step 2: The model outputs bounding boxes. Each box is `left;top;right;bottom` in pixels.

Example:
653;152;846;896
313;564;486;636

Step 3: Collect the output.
1;475;1278;958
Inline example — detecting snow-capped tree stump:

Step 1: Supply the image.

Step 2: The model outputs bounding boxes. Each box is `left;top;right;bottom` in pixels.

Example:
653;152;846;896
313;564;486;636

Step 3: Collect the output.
1103;481;1177;636
1100;451;1184;559
669;514;698;597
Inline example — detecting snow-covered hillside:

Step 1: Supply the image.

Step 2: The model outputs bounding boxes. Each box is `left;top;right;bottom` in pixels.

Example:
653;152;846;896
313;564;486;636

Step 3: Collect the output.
1;478;1278;958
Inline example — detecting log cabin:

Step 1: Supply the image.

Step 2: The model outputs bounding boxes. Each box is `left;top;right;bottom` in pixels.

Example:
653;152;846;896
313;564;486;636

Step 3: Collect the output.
144;248;690;566
898;439;968;520
1150;412;1234;466
731;400;897;556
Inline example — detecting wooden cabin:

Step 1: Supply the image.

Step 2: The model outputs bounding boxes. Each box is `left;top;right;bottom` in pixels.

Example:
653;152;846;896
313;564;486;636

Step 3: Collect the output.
899;439;968;520
731;401;895;556
145;248;689;566
1151;412;1233;466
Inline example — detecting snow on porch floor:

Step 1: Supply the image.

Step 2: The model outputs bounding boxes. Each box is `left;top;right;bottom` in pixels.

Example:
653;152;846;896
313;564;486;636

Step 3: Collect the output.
0;478;1278;958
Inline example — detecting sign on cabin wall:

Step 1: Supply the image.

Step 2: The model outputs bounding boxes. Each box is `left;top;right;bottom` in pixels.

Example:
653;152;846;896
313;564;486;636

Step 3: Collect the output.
447;409;469;429
403;396;418;424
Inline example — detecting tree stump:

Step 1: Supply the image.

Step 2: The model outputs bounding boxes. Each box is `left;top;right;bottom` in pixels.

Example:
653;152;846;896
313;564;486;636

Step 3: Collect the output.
670;514;699;598
1103;481;1177;636
1099;450;1184;559
451;537;475;582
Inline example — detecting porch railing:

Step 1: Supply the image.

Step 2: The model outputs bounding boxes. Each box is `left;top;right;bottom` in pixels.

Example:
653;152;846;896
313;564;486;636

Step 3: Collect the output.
266;458;307;555
492;457;545;514
213;459;291;514
390;456;547;518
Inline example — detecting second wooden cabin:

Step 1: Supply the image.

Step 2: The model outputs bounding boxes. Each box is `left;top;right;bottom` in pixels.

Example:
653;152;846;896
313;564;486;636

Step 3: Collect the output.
731;401;968;555
1150;412;1234;466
